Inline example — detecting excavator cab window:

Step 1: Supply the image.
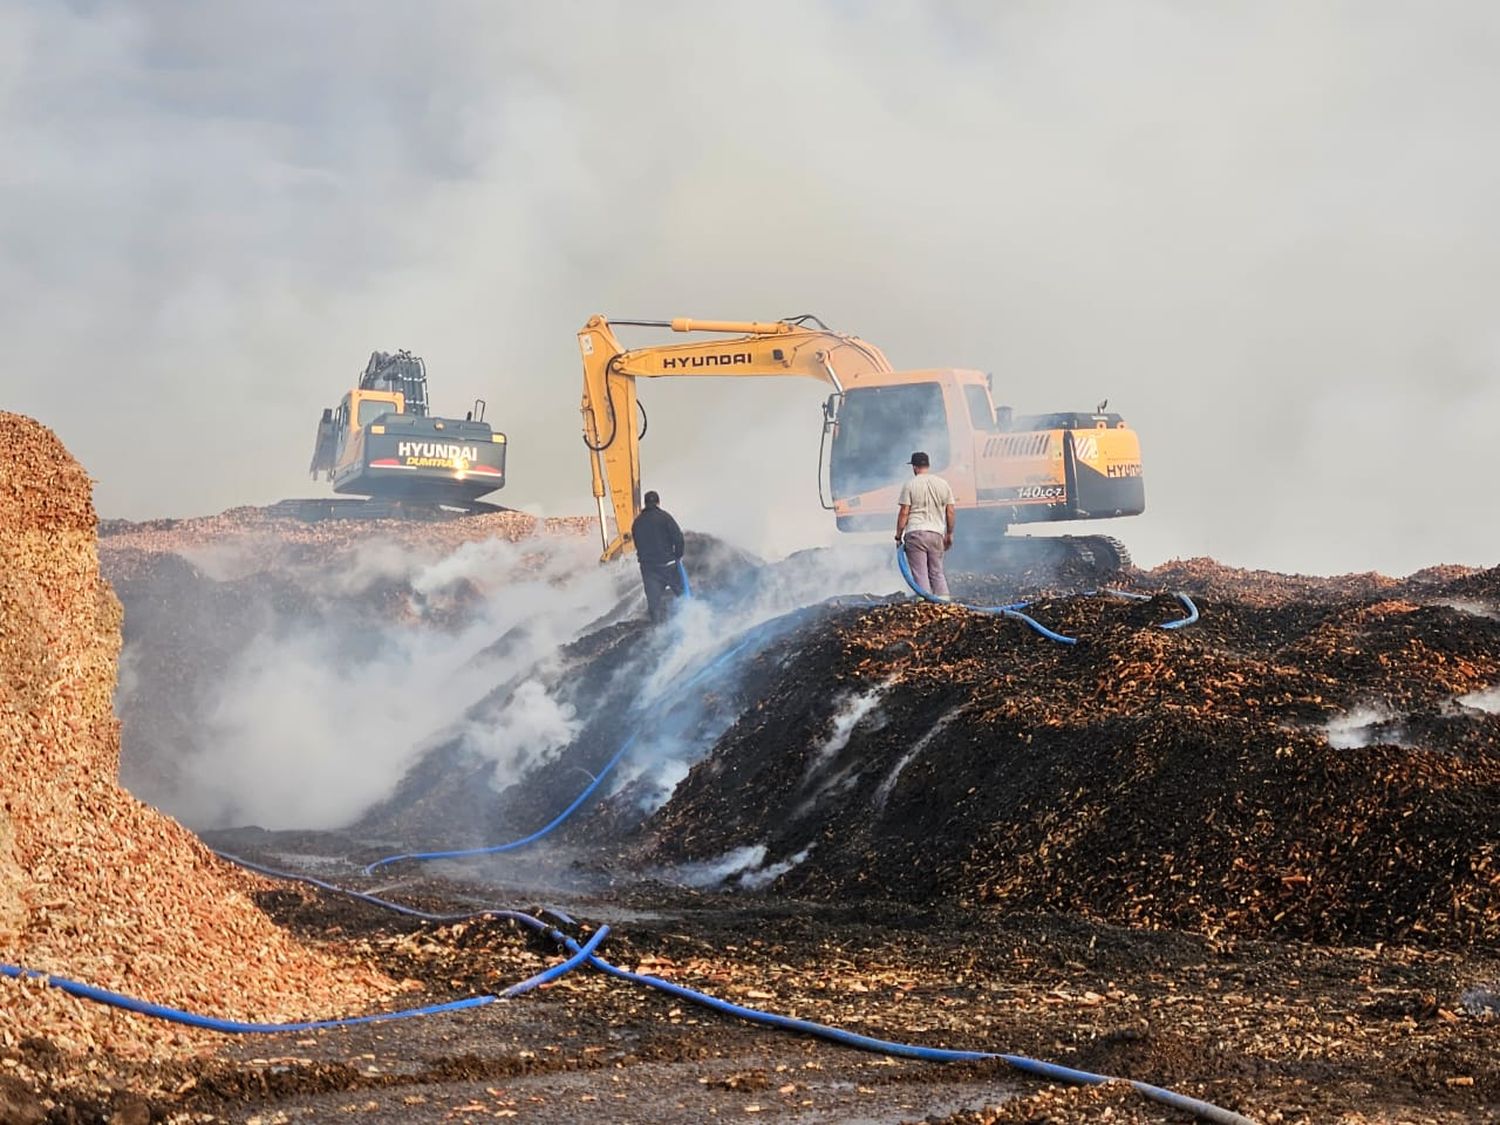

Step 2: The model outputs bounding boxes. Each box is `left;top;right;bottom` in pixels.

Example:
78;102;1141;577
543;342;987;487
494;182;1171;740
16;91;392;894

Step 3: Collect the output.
963;384;999;432
830;382;950;498
333;395;351;458
357;399;395;427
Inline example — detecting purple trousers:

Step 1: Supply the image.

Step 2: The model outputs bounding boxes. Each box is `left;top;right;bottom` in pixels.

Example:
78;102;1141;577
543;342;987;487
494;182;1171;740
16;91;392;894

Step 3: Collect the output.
903;530;949;597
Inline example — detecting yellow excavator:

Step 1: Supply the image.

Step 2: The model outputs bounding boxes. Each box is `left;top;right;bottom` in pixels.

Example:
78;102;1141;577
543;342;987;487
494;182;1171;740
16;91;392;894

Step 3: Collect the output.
577;315;1145;576
294;350;508;520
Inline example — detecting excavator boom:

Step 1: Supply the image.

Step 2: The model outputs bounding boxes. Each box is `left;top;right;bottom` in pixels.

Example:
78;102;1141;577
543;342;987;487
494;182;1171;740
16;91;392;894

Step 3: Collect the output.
578;314;892;559
577;314;1146;573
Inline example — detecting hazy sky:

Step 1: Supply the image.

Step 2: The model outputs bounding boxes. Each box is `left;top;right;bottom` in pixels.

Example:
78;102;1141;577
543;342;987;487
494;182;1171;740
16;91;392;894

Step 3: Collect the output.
5;1;1499;574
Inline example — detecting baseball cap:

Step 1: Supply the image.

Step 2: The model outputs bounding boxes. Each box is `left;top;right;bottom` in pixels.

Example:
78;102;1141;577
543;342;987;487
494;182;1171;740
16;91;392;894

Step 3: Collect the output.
908;452;930;467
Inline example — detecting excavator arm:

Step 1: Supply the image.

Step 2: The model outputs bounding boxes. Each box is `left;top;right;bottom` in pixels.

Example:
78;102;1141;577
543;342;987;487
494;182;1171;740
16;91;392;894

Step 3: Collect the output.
578;315;892;560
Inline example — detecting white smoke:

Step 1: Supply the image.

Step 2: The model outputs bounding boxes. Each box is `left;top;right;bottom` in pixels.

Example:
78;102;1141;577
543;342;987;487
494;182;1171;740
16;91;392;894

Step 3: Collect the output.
643;543;900;701
9;3;1500;575
129;534;626;829
666;843;812;890
741;847;812;891
1323;706;1396;750
460;676;579;779
804;684;889;781
873;706;962;812
1458;686;1500;715
670;845;768;889
1440;599;1500;622
118;523;903;832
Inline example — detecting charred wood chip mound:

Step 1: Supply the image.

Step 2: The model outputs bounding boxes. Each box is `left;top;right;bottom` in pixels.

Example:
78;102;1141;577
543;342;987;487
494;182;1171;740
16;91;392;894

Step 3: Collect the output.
0;412;389;1062
638;572;1500;948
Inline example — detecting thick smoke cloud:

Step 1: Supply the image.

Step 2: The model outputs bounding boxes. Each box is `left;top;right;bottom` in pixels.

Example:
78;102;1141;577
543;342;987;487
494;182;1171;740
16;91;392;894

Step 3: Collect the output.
119;534;624;831
6;1;1500;573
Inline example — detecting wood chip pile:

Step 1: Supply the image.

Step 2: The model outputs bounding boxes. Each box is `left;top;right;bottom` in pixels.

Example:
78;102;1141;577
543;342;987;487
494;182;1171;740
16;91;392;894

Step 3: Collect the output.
0;413;391;1060
99;507;596;582
636;563;1500;947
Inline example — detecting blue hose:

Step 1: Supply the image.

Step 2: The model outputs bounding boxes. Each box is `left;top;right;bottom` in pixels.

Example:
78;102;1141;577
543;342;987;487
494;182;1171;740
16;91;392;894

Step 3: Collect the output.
894;540;953;605
1098;587;1200;629
362;732;641;873
575;953;1256;1124
676;559;692;598
0;925;607;1034
501;924;609;997
993;606;1078;645
221;852;552;925
222;857;1255;1124
1161;591;1199;630
896;548;1199;638
896;547;1079;644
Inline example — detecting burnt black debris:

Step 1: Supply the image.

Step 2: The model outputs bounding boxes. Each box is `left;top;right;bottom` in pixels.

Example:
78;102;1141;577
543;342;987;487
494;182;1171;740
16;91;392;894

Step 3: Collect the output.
630;566;1500;948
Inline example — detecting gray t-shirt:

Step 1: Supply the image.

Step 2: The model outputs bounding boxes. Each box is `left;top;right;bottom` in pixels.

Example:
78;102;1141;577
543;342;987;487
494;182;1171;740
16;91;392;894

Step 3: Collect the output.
898;473;955;535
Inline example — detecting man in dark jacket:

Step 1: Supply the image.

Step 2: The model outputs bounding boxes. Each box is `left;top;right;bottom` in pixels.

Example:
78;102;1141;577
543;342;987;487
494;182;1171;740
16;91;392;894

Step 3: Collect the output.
630;490;686;623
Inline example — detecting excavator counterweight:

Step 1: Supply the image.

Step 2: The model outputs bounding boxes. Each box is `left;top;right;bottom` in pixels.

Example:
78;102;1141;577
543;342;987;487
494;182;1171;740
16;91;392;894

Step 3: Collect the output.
306;350;507;514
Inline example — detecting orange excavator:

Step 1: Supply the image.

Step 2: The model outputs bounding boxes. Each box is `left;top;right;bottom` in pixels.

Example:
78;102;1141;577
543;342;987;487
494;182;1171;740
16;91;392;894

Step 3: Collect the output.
577;315;1145;576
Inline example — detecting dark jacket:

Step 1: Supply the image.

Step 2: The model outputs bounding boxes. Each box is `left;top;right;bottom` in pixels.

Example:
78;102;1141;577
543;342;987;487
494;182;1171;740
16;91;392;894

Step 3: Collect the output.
631;505;685;567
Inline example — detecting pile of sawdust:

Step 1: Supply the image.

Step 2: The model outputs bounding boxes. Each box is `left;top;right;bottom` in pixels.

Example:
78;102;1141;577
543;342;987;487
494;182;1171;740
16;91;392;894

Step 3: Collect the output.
98;506;597;582
0;413;390;1060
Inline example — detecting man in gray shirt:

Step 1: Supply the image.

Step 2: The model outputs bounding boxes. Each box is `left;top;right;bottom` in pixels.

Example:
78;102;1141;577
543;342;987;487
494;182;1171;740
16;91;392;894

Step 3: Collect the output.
894;451;955;598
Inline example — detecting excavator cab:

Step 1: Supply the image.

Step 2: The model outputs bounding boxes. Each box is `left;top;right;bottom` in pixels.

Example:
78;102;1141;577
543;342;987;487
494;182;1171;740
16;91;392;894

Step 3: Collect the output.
827;381;951;500
825;368;1145;543
311;390;405;480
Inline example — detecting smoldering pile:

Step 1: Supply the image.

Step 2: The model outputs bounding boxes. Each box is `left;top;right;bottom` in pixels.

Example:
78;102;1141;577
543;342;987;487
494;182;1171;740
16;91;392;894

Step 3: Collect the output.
101;505;626;827
99;506;598;582
633;564;1500;948
97;484;1500;950
348;533;836;855
0;413;388;1062
104;495;799;846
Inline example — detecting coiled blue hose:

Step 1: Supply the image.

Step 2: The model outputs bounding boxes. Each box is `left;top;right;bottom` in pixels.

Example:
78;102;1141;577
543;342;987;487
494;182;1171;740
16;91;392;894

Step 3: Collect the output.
896;547;1199;636
0;924;607;1033
1095;587;1200;629
221;858;1254;1124
895;546;1079;643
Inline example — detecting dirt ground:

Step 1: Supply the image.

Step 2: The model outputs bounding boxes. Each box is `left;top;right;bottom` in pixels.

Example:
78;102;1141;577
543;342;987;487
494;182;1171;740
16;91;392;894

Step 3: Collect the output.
5;836;1496;1124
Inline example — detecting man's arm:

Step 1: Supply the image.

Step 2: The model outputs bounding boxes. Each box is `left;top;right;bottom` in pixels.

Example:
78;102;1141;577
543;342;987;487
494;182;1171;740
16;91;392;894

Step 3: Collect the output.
895;479;912;542
944;503;956;550
669;515;685;561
